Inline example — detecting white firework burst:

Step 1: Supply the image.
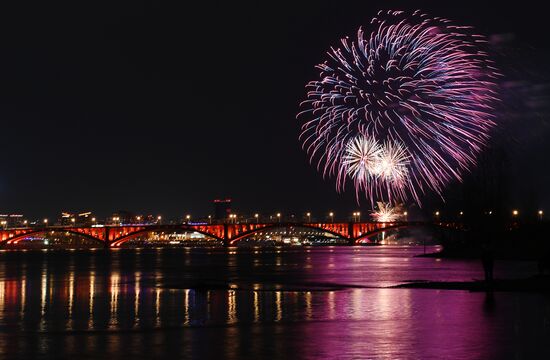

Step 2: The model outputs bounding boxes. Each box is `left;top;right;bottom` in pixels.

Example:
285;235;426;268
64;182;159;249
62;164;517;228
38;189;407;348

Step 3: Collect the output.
342;135;381;191
371;202;404;222
375;140;411;187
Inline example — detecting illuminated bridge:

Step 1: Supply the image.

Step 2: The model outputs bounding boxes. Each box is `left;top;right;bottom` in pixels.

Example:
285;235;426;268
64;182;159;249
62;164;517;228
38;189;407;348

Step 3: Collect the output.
0;221;463;248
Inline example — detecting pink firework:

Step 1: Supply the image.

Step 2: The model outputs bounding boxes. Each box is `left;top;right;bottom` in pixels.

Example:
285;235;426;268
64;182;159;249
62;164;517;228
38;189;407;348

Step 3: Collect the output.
298;10;500;206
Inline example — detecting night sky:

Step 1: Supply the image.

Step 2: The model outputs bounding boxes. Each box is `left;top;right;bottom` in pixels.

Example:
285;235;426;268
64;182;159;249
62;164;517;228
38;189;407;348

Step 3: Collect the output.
0;1;548;220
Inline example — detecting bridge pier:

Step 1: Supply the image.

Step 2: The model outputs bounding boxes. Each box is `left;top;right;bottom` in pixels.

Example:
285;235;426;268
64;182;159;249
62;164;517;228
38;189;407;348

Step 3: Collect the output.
104;228;111;249
348;222;355;245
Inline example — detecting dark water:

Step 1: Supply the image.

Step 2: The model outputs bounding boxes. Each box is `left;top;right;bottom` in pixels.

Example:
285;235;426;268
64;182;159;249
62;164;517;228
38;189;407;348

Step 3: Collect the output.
0;246;548;359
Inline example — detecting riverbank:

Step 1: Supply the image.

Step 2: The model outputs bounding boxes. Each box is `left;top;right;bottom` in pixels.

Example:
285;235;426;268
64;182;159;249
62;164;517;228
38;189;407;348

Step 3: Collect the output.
394;275;550;292
418;247;548;261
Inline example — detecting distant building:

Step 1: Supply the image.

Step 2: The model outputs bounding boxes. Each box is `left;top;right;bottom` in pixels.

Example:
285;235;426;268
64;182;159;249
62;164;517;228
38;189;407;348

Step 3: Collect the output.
108;211;155;225
109;210;137;225
59;211;94;226
0;214;25;228
213;199;232;220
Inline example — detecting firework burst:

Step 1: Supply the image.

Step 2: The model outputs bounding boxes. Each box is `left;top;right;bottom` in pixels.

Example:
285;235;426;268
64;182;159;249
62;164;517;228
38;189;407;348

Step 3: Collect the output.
376;140;410;188
371;202;404;222
341;135;381;193
298;9;500;206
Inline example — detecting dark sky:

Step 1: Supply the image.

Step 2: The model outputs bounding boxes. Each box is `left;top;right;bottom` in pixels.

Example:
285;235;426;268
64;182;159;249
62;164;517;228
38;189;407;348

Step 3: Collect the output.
0;1;548;220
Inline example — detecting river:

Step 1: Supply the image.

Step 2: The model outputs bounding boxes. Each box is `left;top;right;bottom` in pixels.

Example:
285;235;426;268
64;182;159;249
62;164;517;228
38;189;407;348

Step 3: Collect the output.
0;246;547;359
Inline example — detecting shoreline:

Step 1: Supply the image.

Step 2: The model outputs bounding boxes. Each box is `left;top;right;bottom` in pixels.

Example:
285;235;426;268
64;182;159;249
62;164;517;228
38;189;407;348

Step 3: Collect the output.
393;275;550;293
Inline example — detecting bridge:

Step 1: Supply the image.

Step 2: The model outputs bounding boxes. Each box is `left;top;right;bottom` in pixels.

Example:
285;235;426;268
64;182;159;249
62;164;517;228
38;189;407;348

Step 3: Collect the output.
0;221;463;248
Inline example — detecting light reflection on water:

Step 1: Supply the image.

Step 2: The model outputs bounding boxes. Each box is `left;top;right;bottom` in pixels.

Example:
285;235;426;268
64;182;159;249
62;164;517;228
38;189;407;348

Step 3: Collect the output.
0;246;547;359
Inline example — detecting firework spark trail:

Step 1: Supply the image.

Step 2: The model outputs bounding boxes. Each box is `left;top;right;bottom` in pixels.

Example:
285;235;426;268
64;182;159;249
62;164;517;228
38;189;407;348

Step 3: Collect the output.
298;10;500;206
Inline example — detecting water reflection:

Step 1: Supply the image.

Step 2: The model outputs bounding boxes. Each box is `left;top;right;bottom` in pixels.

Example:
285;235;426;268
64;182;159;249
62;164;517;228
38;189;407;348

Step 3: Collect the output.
0;247;546;359
109;272;119;329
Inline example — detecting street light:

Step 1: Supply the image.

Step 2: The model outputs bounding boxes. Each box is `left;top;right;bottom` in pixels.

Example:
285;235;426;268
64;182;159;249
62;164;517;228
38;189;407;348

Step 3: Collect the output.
208;215;212;224
71;218;76;224
276;213;281;223
538;210;544;220
512;210;519;217
306;212;311;222
185;214;191;223
43;218;48;225
254;213;259;223
157;215;162;224
91;217;96;223
329;212;334;223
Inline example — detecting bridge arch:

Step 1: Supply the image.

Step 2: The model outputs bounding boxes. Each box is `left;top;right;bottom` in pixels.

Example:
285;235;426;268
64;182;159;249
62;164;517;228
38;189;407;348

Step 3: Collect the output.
228;223;349;245
109;225;224;247
0;229;105;247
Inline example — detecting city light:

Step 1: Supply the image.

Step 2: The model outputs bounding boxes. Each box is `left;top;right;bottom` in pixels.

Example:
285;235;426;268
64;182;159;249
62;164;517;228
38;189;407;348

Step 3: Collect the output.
435;211;440;216
512;210;519;216
43;218;48;224
329;212;334;222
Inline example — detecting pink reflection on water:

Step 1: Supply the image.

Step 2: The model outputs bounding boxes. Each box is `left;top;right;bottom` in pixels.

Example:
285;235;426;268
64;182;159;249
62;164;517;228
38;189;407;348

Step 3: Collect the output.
0;247;545;359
